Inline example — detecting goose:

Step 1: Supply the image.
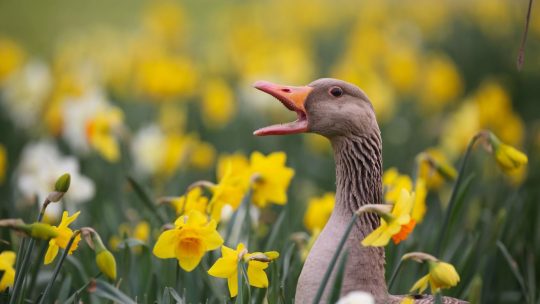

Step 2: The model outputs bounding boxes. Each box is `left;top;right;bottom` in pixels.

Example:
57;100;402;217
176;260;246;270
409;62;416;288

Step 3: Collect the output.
253;78;467;304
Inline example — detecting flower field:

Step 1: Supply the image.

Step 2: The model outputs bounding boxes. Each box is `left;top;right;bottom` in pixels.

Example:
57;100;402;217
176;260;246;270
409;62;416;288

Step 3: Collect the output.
0;0;539;303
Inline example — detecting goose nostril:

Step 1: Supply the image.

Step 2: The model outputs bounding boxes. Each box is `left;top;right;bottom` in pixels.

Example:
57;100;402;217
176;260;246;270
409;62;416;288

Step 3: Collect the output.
281;88;291;93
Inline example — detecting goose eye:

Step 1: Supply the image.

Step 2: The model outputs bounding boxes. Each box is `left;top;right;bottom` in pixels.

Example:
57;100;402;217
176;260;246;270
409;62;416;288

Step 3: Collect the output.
329;86;343;97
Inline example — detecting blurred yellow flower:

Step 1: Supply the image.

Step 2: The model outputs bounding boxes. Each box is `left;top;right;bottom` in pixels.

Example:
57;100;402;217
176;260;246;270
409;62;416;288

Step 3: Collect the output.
411;260;460;294
0;251;16;292
207;243;278;298
488;133;528;174
249;151;295;208
171;187;209;216
208;163;246;221
362;189;414;247
383;168;412;203
189;141;216;170
135;52;197;100
420;54;463;111
400;296;415;304
304;192;335;233
143;1;186;45
202;79;235;128
411;178;427;223
85;107;124;162
417;148;457;190
0;38;24;84
384;45;420;94
160;134;193;177
45;211;81;265
153;210;223;271
0;144;6;184
441;101;480;157
109;221;151;251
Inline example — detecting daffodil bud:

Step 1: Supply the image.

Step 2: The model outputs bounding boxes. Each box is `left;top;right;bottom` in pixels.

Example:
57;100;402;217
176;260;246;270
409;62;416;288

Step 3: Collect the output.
89;229;117;280
487;132;528;173
54;173;71;192
26;222;58;239
47;173;71;202
428;260;460;289
96;250;117;280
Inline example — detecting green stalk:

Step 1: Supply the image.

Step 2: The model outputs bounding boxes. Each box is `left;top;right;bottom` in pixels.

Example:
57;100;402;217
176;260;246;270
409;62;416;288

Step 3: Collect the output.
10;199;50;304
387;259;404;291
235;261;244;304
37;230;81;304
127;176;168;224
435;133;482;255
20;241;48;302
497;241;529;303
312;213;356;304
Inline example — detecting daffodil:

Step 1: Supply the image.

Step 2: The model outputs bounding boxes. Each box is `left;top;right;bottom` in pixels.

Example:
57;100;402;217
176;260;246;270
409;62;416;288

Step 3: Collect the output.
189;141;216;170
207;243;278;297
416;149;457;189
44;211;81;265
304;192;335;233
411;260;460;294
109;221;150;251
0;251;16;292
249;151;294;208
153;210;223;271
171;187;209;216
399;296;415;304
382;168;412;203
216;153;251;187
208;163;245;221
85;107;123;162
411;178;427;223
488;133;528;174
0;144;6;184
362;189;415;247
201;78;235;128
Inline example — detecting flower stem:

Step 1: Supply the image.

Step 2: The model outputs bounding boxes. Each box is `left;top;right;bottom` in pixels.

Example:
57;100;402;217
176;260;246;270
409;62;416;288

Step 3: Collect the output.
435;133;482;255
10;199;50;304
387;258;404;291
312;213;356;304
235;261;244;304
37;230;81;304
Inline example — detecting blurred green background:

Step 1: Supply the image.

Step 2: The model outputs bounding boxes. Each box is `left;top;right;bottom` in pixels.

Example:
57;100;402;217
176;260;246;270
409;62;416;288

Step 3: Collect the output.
0;0;539;303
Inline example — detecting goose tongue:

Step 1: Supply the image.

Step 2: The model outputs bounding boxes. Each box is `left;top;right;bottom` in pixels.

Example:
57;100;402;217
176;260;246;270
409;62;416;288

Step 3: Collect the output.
253;81;312;136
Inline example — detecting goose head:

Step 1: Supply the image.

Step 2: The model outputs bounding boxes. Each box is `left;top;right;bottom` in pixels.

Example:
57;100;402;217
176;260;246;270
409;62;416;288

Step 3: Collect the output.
253;78;379;139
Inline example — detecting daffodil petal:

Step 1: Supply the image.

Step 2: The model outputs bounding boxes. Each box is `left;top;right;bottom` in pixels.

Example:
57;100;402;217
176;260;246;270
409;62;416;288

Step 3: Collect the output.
208;257;237;278
44;242;59;265
152;230;178;259
247;261;269;288
228;273;238;297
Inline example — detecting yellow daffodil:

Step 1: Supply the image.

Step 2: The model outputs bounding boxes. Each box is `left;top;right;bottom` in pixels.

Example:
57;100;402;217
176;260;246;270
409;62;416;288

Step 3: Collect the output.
249;151;294;208
201;78;235;128
171;187;209;216
0;251;16;292
419;54;463;112
417;149;457;189
362;189;415;247
383;168;412;203
85;108;123;162
189;141;216;170
0;144;6;184
0;38;24;84
304;192;335;233
488;133;528;174
400;296;415;304
411;178;427;223
411;261;460;294
153;210;223;271
216;153;251;187
208;163;245;221
207;243;278;298
44;211;81;265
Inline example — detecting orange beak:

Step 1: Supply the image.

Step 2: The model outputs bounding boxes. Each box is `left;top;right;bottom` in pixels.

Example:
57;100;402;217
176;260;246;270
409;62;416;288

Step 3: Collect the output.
253;80;313;136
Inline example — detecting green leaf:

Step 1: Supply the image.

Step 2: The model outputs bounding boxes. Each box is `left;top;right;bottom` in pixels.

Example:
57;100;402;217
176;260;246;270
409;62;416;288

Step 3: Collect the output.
328;250;349;303
92;279;137;304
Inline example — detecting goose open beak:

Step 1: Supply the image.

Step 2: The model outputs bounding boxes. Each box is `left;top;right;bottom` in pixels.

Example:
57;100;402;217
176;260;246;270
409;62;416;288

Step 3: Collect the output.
253;80;313;136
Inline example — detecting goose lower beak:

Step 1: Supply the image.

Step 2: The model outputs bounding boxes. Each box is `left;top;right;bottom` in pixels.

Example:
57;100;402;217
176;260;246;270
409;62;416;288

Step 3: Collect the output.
252;80;312;136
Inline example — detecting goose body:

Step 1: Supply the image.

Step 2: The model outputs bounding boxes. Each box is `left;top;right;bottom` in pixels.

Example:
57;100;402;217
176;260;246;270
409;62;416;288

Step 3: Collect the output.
254;78;468;304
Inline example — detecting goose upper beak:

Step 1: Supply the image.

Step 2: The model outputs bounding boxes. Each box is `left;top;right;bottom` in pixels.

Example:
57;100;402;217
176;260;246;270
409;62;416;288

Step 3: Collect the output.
252;80;313;136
